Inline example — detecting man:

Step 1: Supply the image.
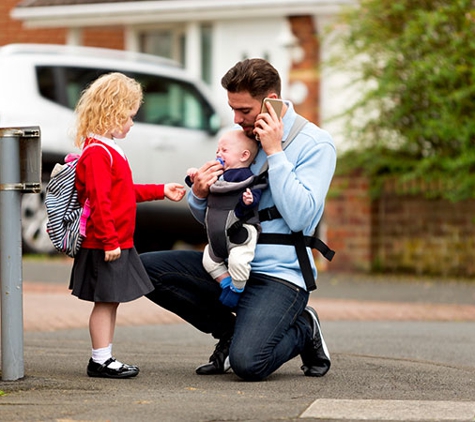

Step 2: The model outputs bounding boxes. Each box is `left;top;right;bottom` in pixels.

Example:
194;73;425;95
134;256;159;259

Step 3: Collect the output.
141;58;336;381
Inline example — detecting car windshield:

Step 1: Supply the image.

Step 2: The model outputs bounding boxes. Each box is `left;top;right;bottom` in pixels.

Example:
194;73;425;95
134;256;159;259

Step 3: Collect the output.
36;65;215;131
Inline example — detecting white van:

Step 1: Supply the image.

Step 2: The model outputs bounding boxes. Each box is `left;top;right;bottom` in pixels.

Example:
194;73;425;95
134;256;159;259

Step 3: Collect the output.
0;44;224;253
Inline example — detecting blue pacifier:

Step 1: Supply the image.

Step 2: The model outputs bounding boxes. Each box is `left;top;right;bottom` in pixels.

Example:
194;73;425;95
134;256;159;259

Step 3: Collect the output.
216;157;225;166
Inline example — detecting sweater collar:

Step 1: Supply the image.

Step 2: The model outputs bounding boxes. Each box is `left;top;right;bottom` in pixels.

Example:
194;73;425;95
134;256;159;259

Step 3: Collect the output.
89;133;126;159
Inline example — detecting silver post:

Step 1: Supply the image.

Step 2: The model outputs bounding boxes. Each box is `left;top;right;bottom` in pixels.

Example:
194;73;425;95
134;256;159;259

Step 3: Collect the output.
0;132;24;381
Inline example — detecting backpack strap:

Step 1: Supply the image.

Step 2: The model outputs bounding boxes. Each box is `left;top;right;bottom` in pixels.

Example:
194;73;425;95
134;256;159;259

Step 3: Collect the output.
83;142;113;165
255;115;335;292
79;143;113;236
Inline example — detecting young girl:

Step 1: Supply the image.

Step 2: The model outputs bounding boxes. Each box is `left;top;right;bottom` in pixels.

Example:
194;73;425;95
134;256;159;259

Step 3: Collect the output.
70;72;185;379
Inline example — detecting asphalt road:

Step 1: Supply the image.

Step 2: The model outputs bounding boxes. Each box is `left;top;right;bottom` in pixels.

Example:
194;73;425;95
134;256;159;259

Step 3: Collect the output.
0;257;473;421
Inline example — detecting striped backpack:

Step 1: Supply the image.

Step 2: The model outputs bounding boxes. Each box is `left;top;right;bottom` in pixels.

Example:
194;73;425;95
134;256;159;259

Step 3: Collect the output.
45;144;112;257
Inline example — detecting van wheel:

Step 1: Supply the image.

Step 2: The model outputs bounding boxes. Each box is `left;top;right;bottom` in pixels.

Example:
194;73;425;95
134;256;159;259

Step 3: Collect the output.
21;182;56;255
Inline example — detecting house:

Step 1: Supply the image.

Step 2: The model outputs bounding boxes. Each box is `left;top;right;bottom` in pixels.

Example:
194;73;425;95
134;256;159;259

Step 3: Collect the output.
7;0;381;274
6;1;475;276
9;0;354;141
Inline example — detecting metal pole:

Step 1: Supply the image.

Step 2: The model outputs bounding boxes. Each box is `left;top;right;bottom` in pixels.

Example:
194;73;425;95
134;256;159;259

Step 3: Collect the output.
0;133;24;381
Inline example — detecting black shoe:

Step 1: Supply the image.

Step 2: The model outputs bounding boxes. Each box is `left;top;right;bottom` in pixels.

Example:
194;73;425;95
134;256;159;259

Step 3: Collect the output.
87;357;139;379
195;336;232;375
300;306;331;377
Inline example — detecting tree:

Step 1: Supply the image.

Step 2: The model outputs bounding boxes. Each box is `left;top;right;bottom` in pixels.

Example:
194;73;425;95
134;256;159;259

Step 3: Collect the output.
329;0;475;201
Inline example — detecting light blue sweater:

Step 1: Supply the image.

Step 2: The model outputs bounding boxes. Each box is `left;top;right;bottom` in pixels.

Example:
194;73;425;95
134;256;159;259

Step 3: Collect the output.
188;102;337;290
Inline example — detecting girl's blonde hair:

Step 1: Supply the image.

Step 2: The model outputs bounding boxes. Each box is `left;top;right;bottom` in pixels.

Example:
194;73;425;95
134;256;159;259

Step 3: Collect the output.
74;72;143;148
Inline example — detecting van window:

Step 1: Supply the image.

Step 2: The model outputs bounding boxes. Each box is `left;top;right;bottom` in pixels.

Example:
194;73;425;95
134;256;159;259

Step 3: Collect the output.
36;66;216;131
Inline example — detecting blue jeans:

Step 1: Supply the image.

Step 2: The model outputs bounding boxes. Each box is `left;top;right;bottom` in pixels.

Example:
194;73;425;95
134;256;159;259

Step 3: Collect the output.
140;250;311;381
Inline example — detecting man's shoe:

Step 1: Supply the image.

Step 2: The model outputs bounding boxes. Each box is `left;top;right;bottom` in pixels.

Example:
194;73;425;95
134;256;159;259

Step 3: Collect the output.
300;306;331;377
195;337;232;375
87;357;139;379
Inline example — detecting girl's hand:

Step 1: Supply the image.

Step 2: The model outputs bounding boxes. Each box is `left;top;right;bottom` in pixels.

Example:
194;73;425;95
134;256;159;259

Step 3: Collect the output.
242;188;254;205
164;183;186;202
105;247;121;262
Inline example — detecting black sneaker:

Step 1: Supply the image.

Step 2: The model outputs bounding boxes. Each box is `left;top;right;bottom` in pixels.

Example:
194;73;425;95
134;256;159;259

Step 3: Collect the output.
300;306;331;377
195;336;232;375
87;357;139;379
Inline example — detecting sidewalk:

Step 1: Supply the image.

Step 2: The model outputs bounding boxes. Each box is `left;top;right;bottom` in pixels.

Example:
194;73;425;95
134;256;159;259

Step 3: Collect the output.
21;257;475;332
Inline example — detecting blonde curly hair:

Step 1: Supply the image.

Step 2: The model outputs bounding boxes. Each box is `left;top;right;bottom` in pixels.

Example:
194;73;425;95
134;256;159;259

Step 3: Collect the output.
74;72;143;148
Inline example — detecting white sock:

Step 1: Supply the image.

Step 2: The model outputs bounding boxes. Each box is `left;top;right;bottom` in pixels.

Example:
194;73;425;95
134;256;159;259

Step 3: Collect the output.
92;346;111;364
107;343;124;369
91;348;123;368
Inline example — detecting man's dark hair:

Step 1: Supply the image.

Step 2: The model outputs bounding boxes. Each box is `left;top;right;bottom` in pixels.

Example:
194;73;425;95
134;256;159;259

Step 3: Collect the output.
221;58;281;99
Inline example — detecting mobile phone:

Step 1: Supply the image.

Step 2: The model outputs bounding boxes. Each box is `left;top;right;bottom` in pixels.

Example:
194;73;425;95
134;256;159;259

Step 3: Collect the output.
261;98;284;117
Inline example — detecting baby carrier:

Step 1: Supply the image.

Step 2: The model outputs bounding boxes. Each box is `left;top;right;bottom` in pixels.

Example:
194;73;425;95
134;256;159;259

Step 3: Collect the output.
228;116;335;291
205;171;267;261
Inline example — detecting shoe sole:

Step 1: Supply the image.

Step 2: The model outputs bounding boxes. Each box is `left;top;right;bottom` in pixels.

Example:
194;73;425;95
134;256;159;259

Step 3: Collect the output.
87;370;139;379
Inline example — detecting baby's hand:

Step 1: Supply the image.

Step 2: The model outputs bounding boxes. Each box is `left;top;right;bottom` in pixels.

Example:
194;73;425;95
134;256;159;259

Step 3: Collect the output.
242;188;253;205
186;167;199;184
165;183;186;202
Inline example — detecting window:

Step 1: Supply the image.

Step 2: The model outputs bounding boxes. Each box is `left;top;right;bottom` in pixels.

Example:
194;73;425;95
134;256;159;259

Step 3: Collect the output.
201;24;212;85
36;66;216;132
140;30;185;64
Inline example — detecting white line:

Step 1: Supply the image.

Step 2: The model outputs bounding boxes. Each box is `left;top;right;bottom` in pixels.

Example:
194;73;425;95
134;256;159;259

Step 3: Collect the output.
300;399;475;421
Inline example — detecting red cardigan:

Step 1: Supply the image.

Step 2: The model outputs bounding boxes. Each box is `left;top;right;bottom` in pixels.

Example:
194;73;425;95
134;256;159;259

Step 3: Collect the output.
75;139;165;251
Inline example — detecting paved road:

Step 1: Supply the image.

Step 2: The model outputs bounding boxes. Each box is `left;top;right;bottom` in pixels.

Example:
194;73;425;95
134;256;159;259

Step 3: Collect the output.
0;257;474;421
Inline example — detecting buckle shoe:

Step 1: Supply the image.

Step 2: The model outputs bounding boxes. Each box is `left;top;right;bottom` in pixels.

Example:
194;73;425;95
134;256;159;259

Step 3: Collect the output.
195;336;232;375
300;306;331;377
87;357;139;379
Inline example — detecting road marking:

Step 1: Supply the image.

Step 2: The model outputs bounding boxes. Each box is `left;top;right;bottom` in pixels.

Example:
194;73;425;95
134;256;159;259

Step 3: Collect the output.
300;399;475;420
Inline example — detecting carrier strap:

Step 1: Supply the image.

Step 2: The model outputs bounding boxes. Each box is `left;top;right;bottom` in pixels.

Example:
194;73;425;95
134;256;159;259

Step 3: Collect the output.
258;231;335;292
257;202;335;292
257;232;335;262
255;116;335;291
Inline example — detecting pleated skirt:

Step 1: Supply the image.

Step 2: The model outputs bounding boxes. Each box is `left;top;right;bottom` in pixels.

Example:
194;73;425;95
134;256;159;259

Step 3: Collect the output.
69;247;154;303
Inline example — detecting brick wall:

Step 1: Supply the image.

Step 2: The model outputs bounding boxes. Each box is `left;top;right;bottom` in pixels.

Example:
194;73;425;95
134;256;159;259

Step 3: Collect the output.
82;28;125;50
1;0;67;45
288;16;320;124
372;183;475;276
325;172;475;276
325;172;373;272
2;0;124;49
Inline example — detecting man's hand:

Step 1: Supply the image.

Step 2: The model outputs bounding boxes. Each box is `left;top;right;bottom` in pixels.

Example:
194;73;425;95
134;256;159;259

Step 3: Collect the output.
105;247;121;262
254;100;284;156
164;183;186;202
191;160;224;199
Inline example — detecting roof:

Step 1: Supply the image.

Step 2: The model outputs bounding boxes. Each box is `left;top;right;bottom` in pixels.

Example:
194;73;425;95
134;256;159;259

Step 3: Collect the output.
16;0;154;6
12;0;355;28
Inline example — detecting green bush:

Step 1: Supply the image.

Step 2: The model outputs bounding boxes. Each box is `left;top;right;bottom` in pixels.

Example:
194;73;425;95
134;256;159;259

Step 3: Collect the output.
328;0;475;201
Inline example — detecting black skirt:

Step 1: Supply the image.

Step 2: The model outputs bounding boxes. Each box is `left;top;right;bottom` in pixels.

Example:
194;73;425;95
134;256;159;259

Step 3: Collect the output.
69;247;154;303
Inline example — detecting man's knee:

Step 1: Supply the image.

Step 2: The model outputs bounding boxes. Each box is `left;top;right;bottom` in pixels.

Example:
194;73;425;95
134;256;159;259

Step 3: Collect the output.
229;348;269;382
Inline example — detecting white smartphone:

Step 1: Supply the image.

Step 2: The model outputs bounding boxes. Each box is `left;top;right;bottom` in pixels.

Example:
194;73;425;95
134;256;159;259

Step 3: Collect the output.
261;98;284;117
